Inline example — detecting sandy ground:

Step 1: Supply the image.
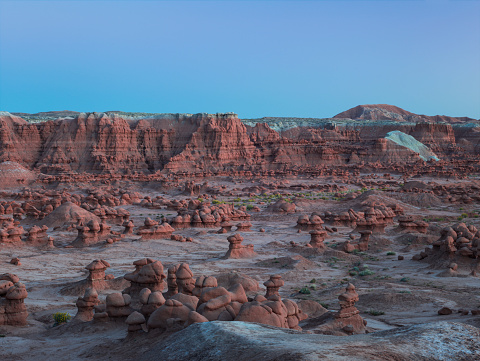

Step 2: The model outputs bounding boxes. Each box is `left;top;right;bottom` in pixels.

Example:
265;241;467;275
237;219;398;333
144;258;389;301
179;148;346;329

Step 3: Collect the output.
1;174;480;360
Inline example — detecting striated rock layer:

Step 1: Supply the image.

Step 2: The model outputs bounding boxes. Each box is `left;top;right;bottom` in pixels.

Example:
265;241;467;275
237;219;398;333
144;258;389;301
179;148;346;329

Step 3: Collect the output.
0;105;478;177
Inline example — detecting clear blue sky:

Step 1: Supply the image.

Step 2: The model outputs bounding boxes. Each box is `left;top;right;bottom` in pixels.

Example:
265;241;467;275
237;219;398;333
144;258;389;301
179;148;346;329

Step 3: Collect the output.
0;0;479;119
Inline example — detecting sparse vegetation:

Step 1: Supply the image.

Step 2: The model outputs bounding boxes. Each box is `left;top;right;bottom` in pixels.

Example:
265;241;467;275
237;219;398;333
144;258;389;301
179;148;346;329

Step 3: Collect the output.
359;269;375;276
53;312;71;325
299;287;311;294
368;310;385;316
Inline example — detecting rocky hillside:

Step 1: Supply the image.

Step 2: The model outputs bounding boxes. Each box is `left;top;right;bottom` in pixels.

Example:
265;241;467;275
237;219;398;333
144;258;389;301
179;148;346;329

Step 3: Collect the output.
334;104;478;123
0;106;479;176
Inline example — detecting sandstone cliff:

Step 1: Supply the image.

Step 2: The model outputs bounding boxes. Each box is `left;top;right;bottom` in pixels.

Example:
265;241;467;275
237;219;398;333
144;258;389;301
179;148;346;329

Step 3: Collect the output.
0;105;478;176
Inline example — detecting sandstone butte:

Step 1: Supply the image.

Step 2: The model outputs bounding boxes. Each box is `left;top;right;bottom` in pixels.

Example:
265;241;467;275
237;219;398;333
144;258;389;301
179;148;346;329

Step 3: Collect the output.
0;104;477;179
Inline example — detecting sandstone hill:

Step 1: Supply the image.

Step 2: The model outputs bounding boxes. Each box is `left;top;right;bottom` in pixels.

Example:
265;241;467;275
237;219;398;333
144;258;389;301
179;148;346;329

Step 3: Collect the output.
334;104;478;123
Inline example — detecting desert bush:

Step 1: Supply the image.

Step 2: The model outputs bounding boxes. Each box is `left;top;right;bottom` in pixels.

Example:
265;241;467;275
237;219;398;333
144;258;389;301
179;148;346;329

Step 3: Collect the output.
53;312;71;325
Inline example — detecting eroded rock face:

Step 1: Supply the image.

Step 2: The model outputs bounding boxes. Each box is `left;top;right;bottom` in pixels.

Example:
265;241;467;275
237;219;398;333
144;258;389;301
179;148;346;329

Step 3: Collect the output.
0;107;478;177
116;263;306;333
342;231;371;253
170;202;250;229
0;273;28;326
398;215;428;233
124;260;167;298
136;218;174;240
413;222;480;274
296;213;324;231
86;259;111;281
224;234;257;259
74;288;100;322
106;293;133;319
312;283;366;336
71;220;112;247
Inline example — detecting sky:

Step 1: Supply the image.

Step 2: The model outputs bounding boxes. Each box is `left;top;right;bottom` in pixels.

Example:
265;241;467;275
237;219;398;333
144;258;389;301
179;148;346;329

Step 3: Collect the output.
0;0;479;119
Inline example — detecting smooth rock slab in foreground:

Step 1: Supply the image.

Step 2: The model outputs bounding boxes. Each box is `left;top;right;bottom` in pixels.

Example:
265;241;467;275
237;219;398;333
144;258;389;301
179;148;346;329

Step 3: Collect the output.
140;320;480;361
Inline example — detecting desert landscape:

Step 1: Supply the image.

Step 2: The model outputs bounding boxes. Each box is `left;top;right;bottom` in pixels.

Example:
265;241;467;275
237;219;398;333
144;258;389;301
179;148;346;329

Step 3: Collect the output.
1;105;480;360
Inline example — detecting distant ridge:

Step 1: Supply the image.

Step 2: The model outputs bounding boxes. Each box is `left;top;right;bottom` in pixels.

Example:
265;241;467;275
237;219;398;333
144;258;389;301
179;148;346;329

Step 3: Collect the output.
334;104;477;123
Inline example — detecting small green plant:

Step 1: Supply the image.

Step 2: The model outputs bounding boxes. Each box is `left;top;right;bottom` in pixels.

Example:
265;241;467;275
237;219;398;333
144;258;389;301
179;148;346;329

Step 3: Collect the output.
359;269;374;276
398;290;412;294
386;251;396;256
53;312;71;325
319;302;329;309
400;277;410;282
310;278;316;283
212;199;221;204
299;287;311;294
368;310;385;316
246;205;254;211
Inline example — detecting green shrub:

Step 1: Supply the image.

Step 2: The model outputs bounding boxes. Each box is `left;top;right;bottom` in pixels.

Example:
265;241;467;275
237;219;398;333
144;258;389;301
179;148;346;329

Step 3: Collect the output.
310;278;316;283
386;251;396;256
53;312;71;325
319;302;329;309
359;269;374;276
246;205;254;211
368;310;385;316
299;287;311;294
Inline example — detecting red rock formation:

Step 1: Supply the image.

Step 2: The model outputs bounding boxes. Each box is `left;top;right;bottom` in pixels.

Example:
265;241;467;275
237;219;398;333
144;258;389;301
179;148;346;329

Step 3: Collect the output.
342;231;371;253
0;108;477;177
309;229;328;249
71;220;112;247
413;223;480;273
86;259;111;282
0;274;28;326
73;288;100;322
25;225;50;245
296;213;325;230
124;260;167;298
224;234;257;259
106;293;133;319
136;218;174;240
139;288;166;317
170;202;250;229
398;215;428;233
125;311;146;333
